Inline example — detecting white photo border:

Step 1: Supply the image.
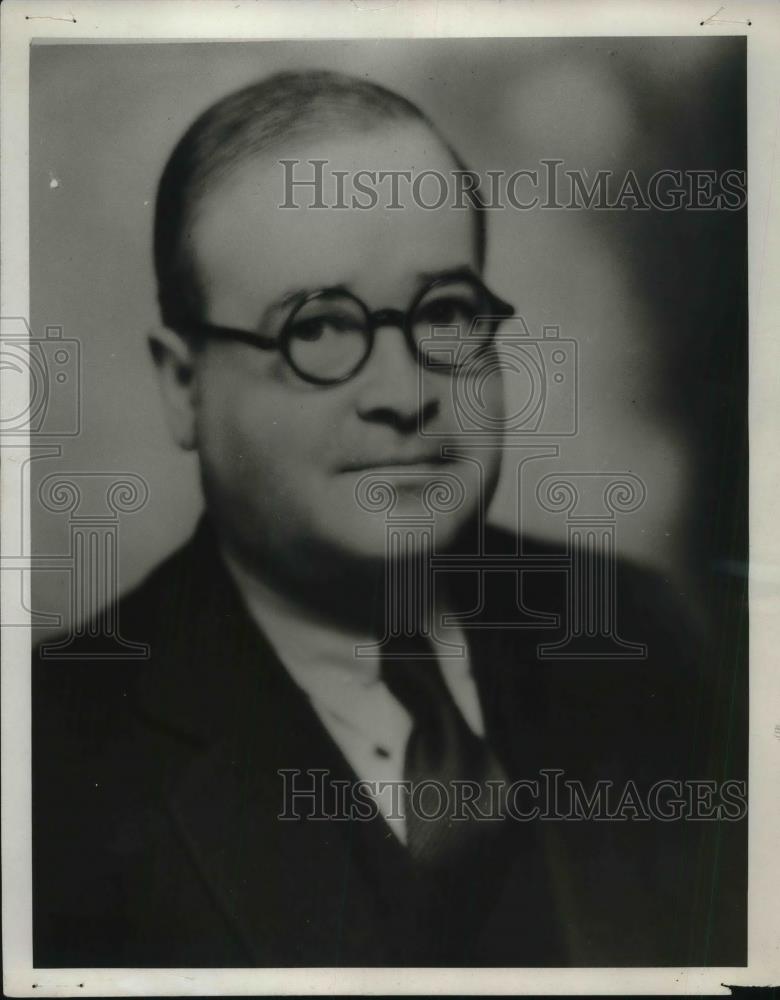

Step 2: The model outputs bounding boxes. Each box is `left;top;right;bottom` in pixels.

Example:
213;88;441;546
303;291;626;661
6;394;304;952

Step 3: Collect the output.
2;0;778;995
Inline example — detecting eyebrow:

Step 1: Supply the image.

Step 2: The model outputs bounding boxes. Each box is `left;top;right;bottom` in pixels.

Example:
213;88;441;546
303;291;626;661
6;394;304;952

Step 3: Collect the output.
256;285;345;331
266;283;350;315
258;265;482;328
415;265;482;286
272;266;480;307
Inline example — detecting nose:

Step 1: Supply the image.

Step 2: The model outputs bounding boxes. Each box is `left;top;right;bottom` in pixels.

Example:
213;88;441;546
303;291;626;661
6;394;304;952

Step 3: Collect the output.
355;323;439;433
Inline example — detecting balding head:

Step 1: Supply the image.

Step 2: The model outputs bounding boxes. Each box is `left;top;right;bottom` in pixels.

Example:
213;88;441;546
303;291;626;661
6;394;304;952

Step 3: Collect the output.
154;70;485;330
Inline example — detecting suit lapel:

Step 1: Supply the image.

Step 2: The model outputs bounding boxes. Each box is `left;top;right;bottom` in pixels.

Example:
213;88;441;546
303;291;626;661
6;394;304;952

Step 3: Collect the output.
163;712;362;964
136;521;422;963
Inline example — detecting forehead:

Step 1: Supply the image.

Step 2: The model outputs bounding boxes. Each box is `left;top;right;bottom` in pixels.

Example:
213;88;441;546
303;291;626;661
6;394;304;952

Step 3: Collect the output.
189;122;478;321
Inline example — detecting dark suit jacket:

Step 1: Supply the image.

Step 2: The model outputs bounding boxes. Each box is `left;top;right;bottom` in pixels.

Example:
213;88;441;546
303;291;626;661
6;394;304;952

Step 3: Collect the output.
32;519;746;967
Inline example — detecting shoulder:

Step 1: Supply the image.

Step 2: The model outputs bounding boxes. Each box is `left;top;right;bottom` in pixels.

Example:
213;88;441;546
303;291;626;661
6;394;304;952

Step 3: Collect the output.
32;517;262;763
480;522;705;768
31;530;211;842
31;532;204;757
483;521;698;642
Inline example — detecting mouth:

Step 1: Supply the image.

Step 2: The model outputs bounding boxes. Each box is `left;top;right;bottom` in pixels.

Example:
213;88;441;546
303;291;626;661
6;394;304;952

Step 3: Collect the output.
338;454;457;474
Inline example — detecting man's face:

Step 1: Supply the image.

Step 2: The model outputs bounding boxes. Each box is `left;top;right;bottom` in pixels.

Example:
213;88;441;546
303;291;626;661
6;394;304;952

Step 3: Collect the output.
184;122;505;583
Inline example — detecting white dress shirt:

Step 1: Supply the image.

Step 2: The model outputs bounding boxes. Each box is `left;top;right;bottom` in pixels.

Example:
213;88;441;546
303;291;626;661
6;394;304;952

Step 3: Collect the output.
222;553;485;843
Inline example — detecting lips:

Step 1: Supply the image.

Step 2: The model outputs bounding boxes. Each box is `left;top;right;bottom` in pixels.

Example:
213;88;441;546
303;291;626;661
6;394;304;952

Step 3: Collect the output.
338;454;455;473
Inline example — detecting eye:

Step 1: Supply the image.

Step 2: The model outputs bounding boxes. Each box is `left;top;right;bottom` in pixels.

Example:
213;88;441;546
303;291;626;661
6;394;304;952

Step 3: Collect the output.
289;317;327;342
416;296;477;328
289;312;359;342
426;300;458;324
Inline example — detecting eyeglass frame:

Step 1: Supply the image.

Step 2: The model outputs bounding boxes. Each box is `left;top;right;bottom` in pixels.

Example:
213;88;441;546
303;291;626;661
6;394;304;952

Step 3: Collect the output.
179;269;516;387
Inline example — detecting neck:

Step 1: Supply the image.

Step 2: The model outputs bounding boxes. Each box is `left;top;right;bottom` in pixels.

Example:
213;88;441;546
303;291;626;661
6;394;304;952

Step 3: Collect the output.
219;538;389;636
219;539;477;640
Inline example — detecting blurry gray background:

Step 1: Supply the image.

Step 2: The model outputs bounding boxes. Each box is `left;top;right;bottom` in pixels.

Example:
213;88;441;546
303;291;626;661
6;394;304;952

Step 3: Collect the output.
29;38;747;633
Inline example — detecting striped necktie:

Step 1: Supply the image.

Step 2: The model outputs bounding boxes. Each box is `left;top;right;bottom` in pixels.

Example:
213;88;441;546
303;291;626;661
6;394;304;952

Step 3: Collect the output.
380;633;508;868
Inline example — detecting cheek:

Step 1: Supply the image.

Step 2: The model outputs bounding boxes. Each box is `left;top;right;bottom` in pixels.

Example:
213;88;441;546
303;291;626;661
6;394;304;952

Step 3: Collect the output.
450;363;505;499
471;349;507;419
438;355;506;431
480;370;506;426
196;366;341;485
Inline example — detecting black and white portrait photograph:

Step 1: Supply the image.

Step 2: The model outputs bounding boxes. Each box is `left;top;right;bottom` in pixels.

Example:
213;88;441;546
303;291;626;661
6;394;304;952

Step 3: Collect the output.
2;1;779;996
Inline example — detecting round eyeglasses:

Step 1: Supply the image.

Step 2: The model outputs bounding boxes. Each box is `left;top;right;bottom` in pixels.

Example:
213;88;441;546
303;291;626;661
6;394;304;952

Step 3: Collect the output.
182;271;515;387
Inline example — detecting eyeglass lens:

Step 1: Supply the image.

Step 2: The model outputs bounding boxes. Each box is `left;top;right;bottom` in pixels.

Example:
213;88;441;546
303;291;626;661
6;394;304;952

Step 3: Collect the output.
284;278;497;383
285;294;370;383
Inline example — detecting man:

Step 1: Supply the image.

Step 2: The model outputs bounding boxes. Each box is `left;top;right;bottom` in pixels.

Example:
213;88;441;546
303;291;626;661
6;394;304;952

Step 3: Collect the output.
32;71;745;968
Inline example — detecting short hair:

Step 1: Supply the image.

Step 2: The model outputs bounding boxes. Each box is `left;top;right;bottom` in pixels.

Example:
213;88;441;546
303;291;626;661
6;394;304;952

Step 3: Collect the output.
153;69;486;329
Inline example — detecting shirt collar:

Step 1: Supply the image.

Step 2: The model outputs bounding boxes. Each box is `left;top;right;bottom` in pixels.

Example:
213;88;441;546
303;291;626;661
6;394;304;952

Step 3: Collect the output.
220;548;473;697
220;548;383;689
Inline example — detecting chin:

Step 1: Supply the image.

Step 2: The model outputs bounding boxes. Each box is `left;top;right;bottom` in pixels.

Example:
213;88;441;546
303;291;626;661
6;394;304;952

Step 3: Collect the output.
323;506;475;564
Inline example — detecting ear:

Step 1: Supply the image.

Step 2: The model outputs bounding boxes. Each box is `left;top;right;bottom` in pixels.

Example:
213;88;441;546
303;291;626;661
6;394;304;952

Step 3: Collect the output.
148;327;200;451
